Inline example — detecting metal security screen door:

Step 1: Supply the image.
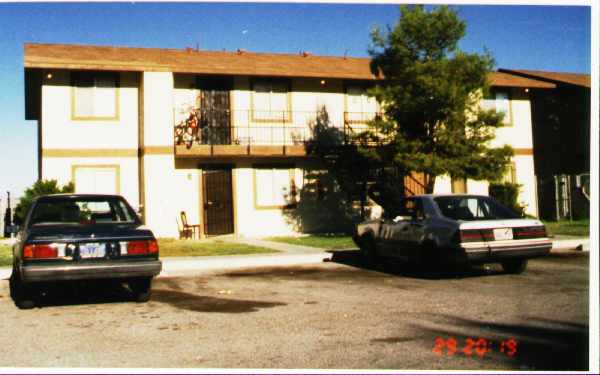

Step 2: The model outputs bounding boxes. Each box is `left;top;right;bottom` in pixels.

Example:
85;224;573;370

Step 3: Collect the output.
202;167;234;235
198;77;232;145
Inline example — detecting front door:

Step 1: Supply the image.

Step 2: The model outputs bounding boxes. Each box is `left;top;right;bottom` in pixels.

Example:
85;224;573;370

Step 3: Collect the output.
198;77;232;145
202;166;234;235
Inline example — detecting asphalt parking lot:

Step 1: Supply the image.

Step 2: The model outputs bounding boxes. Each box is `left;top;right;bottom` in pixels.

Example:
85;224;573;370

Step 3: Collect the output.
0;251;589;371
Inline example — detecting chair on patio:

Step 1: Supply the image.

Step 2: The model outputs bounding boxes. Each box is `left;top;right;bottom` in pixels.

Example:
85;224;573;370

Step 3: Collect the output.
180;211;202;239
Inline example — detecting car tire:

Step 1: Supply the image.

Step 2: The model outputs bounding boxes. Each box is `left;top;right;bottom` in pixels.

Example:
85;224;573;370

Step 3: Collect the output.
129;277;152;303
360;235;379;264
10;267;35;309
501;259;528;274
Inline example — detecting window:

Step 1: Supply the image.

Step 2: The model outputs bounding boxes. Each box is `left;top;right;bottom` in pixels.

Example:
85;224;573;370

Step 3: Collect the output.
252;80;289;121
73;165;120;195
503;162;517;184
72;72;119;120
345;85;378;123
451;177;467;194
483;90;511;126
254;166;296;208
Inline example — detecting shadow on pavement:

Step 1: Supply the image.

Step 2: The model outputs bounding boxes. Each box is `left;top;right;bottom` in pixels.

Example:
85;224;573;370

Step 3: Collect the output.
327;250;506;280
151;289;286;313
413;314;588;371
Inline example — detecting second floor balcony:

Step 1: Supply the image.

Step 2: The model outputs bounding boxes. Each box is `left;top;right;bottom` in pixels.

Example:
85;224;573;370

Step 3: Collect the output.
174;109;381;158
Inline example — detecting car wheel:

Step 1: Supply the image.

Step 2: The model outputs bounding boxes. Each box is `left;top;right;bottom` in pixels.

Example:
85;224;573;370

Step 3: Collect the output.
10;267;35;309
501;259;528;274
360;235;379;264
129;277;152;303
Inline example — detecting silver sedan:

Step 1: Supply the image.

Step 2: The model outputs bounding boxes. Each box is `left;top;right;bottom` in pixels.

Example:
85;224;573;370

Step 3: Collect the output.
353;194;552;274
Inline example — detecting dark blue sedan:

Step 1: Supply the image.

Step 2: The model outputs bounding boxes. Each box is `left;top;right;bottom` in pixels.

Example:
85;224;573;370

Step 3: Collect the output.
10;194;162;309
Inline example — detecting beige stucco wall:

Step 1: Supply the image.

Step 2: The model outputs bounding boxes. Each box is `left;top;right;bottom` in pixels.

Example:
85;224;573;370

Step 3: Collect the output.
489;88;534;150
488;88;537;215
39;69;141;209
142;72;202;237
41;71;139;149
143;155;200;238
143;72;175;147
513;155;537;216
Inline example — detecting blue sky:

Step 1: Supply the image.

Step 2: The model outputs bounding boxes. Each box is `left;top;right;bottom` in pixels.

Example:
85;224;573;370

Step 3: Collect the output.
0;2;592;198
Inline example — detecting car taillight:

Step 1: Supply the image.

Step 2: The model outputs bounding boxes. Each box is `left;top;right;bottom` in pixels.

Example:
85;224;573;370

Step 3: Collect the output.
459;229;494;243
513;226;547;239
23;244;58;259
123;240;158;255
148;240;159;254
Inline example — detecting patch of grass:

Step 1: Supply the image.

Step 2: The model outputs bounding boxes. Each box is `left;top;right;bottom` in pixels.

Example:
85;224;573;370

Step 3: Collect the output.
157;238;278;257
0;244;12;267
543;220;589;237
266;234;355;249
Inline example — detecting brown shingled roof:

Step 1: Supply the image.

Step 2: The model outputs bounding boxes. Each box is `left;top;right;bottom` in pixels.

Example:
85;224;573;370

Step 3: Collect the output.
487;71;555;89
24;43;376;80
499;69;590;88
24;43;554;88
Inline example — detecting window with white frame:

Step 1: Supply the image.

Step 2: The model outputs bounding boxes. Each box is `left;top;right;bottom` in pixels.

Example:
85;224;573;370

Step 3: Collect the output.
502;162;517;184
73;165;119;195
483;89;511;126
252;80;289;121
254;166;296;208
72;72;119;119
345;85;378;123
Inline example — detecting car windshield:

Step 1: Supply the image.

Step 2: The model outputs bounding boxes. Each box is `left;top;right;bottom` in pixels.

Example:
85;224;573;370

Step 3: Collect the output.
433;196;520;221
30;197;138;226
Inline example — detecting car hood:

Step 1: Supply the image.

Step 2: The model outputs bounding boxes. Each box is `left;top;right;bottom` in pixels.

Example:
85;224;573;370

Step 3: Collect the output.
458;218;544;230
25;223;154;243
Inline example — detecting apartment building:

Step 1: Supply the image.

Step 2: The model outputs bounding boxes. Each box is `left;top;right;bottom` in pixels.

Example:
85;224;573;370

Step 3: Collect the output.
23;43;554;237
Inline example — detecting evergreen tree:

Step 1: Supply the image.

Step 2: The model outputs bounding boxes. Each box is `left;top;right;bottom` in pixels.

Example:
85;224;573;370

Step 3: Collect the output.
14;180;74;223
367;5;513;193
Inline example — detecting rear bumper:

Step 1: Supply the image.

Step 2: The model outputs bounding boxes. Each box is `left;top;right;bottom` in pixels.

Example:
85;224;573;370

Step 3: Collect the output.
20;260;162;283
462;241;552;263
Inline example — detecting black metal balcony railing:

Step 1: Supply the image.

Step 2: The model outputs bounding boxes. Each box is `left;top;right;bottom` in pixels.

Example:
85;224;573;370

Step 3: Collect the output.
174;109;381;148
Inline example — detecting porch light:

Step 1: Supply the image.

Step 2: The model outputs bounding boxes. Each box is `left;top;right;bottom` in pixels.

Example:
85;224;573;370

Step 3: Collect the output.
524;88;529;93
320;80;326;85
46;72;53;79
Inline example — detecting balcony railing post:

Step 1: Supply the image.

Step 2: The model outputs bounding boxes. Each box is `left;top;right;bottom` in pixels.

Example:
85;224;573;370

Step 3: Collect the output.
282;110;286;146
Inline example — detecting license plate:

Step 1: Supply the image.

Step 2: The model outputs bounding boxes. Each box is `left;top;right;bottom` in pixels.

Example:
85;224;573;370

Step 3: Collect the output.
493;228;513;241
79;243;106;258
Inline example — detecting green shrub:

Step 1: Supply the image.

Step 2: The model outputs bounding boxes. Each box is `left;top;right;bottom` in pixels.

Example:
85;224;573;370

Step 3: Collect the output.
489;182;526;217
14;180;74;223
